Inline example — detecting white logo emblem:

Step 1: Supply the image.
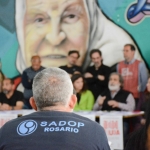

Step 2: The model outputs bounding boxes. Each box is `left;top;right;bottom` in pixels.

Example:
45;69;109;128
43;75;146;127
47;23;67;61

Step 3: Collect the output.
17;120;38;136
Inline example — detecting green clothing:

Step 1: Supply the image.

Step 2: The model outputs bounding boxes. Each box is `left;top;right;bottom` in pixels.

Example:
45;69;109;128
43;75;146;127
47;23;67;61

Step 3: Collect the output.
74;90;95;111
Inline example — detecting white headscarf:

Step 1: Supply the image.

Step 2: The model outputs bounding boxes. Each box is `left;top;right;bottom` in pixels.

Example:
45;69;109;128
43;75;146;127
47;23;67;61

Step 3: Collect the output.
16;0;142;73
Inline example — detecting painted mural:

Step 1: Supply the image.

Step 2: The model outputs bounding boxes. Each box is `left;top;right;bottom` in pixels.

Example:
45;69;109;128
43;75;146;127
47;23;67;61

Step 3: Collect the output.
0;0;150;81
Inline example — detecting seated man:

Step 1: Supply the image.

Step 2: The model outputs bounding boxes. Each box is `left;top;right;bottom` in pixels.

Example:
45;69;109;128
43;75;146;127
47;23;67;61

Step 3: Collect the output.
93;72;135;111
0;78;24;110
0;68;110;150
22;55;45;109
59;50;82;77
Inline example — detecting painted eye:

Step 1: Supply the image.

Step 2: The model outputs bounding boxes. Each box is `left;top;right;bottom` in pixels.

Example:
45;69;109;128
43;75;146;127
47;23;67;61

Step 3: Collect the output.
35;18;44;22
68;14;76;18
63;14;79;24
34;15;48;26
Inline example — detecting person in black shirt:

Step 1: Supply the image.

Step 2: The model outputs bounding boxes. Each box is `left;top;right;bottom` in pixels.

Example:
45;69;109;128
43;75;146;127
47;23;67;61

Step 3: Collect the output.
84;49;111;100
0;78;24;110
0;67;110;150
59;50;82;77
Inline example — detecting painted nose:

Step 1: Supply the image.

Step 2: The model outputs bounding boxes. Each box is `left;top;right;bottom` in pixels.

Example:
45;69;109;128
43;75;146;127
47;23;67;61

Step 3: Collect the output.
46;22;66;46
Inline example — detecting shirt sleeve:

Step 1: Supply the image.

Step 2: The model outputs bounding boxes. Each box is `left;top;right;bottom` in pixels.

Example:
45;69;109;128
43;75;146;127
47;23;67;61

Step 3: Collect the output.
84;67;98;84
17;92;24;102
76;66;82;74
0;128;3;148
97;66;111;87
138;62;148;92
116;63;119;72
118;94;135;111
0;94;2;103
22;71;33;89
95;124;111;150
86;91;95;110
93;95;102;110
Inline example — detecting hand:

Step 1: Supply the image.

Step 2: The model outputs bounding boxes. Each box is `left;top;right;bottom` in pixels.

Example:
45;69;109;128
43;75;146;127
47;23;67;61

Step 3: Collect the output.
98;96;106;106
0;103;11;110
137;85;141;92
140;119;146;125
74;71;81;74
69;74;72;78
97;75;105;81
84;73;93;78
108;100;119;108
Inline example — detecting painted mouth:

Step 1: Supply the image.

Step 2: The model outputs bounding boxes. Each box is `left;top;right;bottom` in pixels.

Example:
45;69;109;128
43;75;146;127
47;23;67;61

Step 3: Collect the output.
42;55;67;59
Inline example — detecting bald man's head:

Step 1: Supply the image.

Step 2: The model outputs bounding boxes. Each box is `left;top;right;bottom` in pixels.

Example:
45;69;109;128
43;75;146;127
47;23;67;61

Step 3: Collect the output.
31;55;41;71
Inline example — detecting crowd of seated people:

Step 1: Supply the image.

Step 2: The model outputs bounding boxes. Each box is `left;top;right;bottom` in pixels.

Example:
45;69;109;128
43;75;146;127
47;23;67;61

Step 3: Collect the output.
1;44;148;115
0;44;148;113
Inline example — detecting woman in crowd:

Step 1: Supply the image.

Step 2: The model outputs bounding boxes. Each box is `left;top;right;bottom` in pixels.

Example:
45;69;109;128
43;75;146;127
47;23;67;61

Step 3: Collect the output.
71;74;94;111
125;77;150;150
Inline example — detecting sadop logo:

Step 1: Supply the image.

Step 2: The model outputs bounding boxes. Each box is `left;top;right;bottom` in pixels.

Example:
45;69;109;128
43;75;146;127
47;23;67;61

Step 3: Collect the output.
17;120;38;136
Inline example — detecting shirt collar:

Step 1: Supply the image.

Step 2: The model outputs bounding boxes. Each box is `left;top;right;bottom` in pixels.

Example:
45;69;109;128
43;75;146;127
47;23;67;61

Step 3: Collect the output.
111;88;120;98
124;58;135;64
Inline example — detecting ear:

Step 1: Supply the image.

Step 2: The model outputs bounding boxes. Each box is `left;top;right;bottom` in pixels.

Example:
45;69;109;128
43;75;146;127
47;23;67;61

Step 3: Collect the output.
29;97;38;111
68;94;77;110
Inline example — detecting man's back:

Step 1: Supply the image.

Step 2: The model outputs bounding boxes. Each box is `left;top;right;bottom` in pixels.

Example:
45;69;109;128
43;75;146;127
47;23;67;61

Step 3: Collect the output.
0;111;110;150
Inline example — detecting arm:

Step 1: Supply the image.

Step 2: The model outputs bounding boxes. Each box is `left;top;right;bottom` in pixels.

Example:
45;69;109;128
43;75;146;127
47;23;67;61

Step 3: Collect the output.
93;95;106;110
13;101;24;110
118;94;135;111
74;66;82;74
86;91;95;110
93;95;102;110
139;62;148;92
84;67;98;84
97;66;111;87
22;71;33;89
0;102;2;110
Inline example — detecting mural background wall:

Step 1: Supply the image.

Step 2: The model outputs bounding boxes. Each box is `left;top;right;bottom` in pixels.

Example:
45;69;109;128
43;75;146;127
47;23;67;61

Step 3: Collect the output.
0;0;149;79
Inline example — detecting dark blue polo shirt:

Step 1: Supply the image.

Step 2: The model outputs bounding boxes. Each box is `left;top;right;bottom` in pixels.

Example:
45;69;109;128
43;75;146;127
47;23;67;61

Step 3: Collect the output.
0;111;110;150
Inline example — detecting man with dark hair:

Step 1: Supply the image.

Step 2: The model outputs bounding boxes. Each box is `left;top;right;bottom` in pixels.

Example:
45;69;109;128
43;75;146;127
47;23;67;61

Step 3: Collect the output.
59;50;82;77
22;55;45;109
0;78;24;110
0;67;110;150
117;44;148;109
84;49;111;100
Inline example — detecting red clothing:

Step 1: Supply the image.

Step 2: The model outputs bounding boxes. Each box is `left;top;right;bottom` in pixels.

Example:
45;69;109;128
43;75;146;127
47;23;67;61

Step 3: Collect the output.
118;60;140;98
13;76;21;90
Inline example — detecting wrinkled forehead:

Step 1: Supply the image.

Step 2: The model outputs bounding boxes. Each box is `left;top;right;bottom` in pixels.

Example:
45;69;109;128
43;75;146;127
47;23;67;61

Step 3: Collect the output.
25;0;85;11
110;74;119;81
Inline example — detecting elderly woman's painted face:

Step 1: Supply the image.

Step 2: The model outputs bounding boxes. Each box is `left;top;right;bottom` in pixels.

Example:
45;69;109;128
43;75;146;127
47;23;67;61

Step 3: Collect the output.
24;0;89;67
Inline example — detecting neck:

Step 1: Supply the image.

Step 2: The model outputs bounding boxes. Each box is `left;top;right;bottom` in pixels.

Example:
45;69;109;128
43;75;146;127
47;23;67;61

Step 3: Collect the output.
126;57;134;63
75;89;81;93
39;105;72;112
111;90;116;94
67;64;73;67
6;90;14;98
95;63;101;69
